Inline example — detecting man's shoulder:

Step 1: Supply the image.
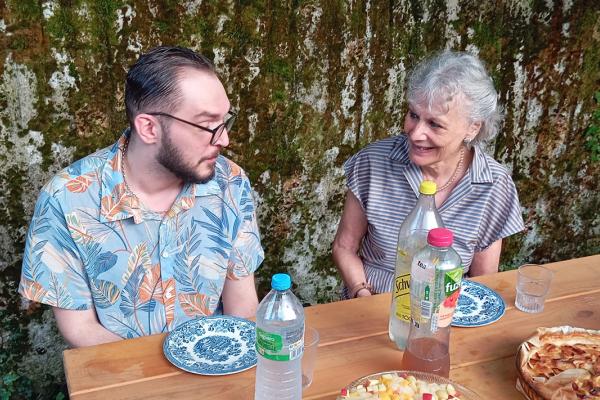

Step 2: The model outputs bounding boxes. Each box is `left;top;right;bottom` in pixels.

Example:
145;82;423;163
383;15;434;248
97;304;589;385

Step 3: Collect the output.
41;145;113;199
214;155;249;182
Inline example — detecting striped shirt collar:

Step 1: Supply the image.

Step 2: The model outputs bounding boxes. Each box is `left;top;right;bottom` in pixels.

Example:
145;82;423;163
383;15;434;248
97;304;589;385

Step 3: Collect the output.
388;134;495;185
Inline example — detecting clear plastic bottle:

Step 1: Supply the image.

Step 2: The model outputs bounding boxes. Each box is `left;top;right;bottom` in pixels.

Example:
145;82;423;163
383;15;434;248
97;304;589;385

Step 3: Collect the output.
401;228;463;378
389;180;443;350
254;273;305;400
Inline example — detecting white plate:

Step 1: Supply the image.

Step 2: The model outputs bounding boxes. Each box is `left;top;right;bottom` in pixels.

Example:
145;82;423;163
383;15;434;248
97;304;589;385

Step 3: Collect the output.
163;315;257;375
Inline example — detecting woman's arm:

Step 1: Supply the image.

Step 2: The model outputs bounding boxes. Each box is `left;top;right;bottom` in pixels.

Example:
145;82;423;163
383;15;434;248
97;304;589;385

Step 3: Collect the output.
332;191;371;297
469;239;502;276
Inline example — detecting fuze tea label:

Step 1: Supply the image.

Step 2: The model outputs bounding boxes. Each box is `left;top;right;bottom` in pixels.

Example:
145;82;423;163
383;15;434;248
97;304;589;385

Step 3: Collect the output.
435;267;463;328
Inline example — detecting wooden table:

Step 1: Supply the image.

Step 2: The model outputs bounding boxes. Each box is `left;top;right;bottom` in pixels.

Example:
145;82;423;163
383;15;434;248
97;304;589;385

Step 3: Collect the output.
64;254;600;399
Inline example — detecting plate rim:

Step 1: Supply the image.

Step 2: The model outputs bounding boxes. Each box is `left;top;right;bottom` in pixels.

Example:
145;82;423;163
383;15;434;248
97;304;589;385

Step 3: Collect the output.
451;279;505;328
162;315;257;376
343;370;480;399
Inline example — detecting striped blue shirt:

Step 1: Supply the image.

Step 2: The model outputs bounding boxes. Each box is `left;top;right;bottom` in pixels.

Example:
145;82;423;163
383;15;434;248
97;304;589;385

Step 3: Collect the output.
344;135;525;295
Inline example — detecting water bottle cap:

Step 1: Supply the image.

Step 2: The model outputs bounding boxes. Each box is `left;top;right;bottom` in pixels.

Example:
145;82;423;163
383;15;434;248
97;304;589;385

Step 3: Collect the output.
428;228;453;247
271;273;292;290
419;180;437;195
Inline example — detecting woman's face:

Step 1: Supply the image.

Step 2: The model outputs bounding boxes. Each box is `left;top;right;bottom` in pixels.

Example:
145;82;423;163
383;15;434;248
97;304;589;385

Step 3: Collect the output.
404;96;479;168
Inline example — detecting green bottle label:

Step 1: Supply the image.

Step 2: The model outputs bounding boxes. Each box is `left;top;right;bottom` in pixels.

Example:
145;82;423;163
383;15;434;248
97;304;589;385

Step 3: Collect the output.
255;327;304;361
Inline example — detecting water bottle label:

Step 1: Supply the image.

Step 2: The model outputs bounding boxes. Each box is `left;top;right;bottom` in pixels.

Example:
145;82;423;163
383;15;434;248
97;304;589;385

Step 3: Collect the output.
288;338;304;360
256;327;304;361
393;273;411;321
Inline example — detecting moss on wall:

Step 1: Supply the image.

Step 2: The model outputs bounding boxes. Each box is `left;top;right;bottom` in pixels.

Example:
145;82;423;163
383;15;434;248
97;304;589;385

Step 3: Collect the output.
1;0;599;398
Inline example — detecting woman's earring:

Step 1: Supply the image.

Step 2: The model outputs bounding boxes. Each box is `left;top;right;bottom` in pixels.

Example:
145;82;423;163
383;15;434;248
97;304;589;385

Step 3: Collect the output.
463;137;472;147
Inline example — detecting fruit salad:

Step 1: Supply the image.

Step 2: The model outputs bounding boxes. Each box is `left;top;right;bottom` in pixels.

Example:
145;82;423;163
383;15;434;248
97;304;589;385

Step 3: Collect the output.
337;372;464;400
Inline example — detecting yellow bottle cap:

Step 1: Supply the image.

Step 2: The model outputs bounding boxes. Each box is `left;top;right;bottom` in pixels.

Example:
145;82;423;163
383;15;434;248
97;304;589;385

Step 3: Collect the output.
419;180;437;195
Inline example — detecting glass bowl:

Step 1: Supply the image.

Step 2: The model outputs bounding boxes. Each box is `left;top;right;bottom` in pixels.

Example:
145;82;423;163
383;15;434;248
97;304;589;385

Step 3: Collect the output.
338;370;480;400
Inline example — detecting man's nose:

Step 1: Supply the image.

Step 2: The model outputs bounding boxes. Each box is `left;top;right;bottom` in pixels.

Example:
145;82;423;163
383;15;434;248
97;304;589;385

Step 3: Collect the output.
214;128;230;148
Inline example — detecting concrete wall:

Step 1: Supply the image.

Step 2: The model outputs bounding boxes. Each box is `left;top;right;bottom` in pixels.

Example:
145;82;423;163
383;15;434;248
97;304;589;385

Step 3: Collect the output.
1;0;599;397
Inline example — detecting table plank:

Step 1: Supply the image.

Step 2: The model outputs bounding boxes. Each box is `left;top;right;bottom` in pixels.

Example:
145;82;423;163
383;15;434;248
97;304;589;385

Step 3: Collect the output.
64;295;391;395
67;289;600;399
475;254;600;306
63;254;600;399
450;355;520;400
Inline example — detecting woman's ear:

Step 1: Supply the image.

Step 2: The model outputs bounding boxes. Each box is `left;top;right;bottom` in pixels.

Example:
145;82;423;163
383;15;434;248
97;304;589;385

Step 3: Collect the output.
133;114;161;145
467;120;482;140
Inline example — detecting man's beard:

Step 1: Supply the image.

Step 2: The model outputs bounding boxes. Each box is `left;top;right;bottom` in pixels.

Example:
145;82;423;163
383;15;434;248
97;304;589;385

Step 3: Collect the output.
156;128;216;184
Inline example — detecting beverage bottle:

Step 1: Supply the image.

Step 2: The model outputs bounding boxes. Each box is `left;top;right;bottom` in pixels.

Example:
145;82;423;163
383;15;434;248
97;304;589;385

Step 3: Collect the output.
389;180;443;350
401;228;462;378
254;273;305;400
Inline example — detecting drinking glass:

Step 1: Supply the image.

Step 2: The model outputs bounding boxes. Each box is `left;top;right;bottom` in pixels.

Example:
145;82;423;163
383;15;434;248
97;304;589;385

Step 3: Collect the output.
515;264;554;313
302;326;320;389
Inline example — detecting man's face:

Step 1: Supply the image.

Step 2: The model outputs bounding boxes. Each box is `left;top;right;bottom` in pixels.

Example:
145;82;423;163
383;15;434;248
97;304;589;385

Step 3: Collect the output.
156;69;231;184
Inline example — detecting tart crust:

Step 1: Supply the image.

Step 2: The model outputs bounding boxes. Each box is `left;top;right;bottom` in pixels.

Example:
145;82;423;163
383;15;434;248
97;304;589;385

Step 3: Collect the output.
516;326;600;400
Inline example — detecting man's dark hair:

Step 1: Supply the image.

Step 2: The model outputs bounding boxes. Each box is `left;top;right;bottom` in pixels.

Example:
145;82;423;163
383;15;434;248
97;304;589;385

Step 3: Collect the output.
125;46;215;127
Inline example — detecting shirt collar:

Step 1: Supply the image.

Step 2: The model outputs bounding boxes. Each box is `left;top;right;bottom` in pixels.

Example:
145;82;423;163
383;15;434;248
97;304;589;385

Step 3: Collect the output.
388;134;494;195
469;144;494;184
99;129;223;224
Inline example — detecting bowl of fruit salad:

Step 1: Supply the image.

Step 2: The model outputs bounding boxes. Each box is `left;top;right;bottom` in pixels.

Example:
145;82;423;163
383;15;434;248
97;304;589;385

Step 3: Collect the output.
337;370;479;400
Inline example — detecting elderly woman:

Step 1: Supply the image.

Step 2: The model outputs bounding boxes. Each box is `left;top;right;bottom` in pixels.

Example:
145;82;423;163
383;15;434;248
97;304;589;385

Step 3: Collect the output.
333;51;525;299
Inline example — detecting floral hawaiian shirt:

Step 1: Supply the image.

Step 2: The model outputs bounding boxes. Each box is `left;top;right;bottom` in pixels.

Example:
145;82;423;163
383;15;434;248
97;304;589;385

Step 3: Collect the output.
19;131;264;338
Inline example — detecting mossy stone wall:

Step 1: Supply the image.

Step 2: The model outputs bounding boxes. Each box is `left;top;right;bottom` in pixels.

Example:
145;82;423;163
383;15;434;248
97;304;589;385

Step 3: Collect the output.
1;1;599;398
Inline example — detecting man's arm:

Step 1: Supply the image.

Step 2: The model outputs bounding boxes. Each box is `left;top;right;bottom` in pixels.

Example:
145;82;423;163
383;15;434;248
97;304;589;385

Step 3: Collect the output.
53;307;122;348
221;274;259;318
469;239;502;276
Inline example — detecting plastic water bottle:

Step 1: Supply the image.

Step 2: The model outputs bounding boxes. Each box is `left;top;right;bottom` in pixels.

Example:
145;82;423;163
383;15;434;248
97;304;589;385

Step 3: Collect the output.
401;228;463;378
389;180;443;350
254;273;305;400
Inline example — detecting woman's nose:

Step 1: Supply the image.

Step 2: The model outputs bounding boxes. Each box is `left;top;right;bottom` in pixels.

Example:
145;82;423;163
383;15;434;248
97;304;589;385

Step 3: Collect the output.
406;120;428;141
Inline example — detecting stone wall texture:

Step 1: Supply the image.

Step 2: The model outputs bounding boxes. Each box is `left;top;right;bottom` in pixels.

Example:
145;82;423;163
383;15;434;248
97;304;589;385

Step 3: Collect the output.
1;0;599;398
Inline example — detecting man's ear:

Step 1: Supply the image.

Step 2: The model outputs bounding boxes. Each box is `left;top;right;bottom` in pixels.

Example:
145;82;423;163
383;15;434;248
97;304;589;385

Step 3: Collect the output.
133;114;161;145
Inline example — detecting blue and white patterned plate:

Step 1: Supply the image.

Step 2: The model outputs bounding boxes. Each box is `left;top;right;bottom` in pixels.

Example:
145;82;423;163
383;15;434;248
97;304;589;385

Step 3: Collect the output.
163;316;257;375
452;280;505;327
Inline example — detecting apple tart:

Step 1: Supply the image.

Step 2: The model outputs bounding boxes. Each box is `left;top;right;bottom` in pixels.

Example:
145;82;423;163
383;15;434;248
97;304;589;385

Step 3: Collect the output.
516;326;600;400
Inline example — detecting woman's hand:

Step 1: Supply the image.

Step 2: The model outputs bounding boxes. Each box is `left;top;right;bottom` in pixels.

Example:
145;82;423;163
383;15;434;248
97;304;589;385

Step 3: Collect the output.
332;191;370;297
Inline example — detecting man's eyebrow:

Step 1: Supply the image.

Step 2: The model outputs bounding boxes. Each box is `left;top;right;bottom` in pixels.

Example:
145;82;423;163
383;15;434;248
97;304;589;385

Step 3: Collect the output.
192;111;221;119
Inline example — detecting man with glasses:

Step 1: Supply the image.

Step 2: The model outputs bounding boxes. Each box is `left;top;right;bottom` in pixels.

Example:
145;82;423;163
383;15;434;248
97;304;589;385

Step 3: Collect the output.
19;46;264;347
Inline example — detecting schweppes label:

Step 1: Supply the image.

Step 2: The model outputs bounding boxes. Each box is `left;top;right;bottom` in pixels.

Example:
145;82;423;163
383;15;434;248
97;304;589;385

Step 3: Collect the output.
393;273;411;321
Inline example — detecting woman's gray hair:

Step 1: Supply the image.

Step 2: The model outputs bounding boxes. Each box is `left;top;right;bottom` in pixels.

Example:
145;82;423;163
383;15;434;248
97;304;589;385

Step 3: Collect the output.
406;51;503;145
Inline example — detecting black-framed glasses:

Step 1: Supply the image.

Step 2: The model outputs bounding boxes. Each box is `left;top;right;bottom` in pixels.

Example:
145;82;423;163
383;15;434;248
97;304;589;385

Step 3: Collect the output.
147;110;236;145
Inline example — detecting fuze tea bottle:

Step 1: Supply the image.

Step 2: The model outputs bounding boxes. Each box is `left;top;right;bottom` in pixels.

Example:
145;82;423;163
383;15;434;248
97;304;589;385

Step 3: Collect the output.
254;273;304;400
401;228;462;378
389;180;443;350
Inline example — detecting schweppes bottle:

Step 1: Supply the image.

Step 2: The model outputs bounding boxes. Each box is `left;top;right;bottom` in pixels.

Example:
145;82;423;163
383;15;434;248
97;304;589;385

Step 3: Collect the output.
388;181;443;350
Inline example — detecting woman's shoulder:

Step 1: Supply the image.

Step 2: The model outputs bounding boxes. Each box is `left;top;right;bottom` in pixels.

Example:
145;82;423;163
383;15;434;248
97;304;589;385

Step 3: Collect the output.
350;135;407;161
472;146;511;177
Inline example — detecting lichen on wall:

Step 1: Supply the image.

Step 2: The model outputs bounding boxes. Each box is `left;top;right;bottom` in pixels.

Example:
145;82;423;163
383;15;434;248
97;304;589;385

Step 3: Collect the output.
1;0;599;397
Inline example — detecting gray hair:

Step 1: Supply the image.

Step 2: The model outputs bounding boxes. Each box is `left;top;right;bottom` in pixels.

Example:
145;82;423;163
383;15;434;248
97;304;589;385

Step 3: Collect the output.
406;51;503;145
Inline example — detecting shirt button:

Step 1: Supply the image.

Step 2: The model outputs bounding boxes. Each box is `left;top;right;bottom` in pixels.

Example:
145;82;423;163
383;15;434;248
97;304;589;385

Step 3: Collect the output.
161;250;169;258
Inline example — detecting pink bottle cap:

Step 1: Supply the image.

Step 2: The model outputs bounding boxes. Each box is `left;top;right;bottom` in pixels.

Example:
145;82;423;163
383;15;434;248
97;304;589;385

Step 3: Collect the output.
427;227;454;247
